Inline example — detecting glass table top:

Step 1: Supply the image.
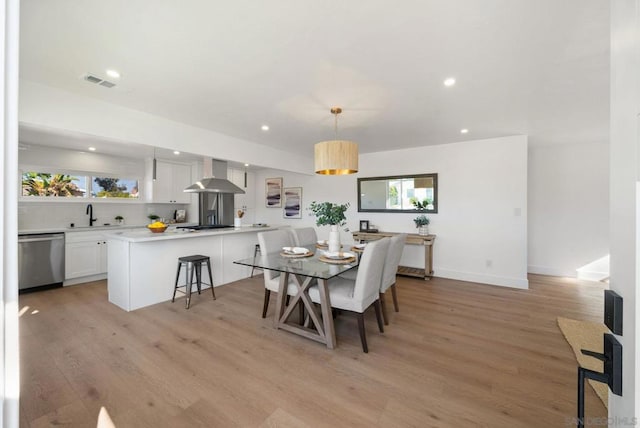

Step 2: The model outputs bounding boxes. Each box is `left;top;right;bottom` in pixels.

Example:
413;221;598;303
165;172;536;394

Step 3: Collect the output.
234;246;360;280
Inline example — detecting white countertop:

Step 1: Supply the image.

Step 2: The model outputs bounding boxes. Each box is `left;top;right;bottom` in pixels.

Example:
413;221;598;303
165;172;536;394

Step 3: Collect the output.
18;223;198;235
104;225;280;243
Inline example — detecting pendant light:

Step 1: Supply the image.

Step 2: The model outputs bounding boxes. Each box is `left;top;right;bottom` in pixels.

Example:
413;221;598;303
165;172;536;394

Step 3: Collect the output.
152;147;157;181
314;107;358;175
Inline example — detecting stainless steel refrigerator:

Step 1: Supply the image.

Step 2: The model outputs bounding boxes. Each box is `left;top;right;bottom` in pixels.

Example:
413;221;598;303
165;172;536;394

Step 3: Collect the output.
198;193;235;226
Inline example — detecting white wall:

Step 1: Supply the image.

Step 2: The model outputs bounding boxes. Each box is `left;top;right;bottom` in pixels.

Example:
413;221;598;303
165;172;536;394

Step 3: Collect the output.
255;135;529;289
609;0;638;420
528;142;609;279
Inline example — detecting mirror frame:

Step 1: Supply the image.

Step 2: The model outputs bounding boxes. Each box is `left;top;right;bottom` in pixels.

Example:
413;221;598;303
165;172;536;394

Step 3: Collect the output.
357;173;438;213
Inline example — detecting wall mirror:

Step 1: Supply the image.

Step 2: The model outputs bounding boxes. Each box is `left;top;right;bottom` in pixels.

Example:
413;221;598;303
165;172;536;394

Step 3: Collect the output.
357;173;438;213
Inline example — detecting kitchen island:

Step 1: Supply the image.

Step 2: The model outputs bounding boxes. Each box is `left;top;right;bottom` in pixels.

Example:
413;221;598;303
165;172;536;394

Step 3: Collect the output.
106;225;280;311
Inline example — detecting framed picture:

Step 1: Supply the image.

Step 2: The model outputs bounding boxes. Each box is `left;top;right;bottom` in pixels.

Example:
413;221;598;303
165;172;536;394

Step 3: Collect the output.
265;177;283;208
359;220;370;231
283;187;302;219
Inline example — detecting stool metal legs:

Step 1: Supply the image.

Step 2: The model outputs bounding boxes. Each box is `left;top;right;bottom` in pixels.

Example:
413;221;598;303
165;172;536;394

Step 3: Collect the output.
173;257;215;309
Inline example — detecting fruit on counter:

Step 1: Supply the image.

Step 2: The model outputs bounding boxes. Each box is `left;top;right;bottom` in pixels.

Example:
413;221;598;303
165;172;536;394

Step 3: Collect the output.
148;221;167;228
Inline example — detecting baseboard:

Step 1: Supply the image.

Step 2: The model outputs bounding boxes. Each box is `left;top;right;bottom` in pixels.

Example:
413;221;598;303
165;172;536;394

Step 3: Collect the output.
64;273;107;286
527;265;576;278
435;268;529;289
576;270;610;282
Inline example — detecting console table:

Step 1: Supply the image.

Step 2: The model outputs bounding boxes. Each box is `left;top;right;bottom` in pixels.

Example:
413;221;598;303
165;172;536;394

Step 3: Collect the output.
351;231;436;280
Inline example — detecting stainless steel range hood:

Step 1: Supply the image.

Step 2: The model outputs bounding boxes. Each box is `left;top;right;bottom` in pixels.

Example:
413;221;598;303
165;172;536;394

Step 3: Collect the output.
184;159;245;194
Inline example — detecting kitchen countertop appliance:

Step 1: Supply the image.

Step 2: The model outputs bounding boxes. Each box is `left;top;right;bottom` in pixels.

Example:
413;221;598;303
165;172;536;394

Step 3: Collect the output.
18;232;65;292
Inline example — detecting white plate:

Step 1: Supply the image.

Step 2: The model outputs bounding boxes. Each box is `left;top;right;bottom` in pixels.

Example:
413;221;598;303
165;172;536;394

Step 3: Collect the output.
323;251;356;260
282;246;309;254
354;243;366;249
316;240;328;245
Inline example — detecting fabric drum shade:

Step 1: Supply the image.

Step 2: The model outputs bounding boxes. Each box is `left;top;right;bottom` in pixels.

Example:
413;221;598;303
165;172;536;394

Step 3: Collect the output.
314;140;359;175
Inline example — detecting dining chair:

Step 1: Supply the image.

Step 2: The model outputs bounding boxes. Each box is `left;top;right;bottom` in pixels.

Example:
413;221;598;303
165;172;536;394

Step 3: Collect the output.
308;237;390;353
257;230;301;318
291;227;318;247
379;233;406;325
340;234;406;325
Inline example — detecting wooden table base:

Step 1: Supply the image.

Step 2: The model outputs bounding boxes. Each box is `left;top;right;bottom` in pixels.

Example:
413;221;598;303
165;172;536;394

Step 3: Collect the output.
274;273;336;349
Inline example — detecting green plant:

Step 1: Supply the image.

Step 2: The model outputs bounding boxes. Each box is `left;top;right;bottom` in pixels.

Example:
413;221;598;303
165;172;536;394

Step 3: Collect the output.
21;172;83;197
147;214;160;221
115;215;124;221
410;197;432;210
308;201;349;227
413;214;430;227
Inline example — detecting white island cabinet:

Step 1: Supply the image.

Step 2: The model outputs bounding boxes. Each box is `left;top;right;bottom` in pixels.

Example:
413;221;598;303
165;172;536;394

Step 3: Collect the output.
105;226;280;311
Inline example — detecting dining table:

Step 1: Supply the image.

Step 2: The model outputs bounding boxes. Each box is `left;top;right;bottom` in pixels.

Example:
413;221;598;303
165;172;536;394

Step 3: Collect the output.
233;244;362;349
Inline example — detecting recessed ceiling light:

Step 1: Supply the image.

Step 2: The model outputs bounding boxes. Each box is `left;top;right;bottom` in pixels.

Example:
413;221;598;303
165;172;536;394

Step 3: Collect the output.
173;151;180;155
444;77;456;87
261;125;269;131
88;147;96;151
244;163;250;167
460;129;469;134
106;69;120;79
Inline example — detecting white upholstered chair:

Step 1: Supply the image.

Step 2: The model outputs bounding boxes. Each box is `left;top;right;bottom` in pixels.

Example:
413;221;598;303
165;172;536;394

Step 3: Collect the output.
257;230;300;318
291;227;318;247
308;237;390;353
379;233;406;324
340;233;406;324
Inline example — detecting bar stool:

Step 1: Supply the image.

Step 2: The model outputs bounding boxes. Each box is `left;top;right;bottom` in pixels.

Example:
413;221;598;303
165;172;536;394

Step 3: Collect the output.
250;244;262;277
173;255;216;309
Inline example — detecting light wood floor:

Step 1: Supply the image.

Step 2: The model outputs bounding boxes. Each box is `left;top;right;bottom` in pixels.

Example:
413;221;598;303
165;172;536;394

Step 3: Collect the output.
19;274;607;427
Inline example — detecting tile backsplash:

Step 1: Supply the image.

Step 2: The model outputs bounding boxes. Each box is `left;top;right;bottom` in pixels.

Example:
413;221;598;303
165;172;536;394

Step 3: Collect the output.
18;201;192;230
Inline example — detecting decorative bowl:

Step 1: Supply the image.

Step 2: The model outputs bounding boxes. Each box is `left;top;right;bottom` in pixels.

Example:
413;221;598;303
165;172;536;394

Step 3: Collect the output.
147;225;168;233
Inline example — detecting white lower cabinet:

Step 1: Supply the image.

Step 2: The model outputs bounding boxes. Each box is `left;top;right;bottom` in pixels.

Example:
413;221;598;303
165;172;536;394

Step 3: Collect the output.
65;231;108;282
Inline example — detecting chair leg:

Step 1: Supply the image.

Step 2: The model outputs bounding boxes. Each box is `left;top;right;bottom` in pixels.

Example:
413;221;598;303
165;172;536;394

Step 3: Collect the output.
206;259;216;300
262;289;271;318
391;283;399;312
286;294;291;306
356;313;368;353
379;292;389;325
172;262;182;302
195;263;202;294
373;300;384;333
186;263;194;309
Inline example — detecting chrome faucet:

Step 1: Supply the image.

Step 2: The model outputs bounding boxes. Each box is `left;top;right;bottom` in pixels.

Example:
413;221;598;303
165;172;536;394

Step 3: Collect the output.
86;203;97;226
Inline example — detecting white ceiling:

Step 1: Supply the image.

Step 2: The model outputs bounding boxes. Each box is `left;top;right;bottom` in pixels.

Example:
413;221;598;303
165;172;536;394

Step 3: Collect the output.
18;0;609;158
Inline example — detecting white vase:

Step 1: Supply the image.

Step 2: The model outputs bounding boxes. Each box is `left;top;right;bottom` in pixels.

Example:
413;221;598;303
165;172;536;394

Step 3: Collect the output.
328;225;341;252
418;225;429;236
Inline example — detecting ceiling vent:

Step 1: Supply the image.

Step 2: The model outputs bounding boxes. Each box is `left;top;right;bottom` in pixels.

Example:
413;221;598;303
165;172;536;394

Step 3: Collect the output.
83;73;116;88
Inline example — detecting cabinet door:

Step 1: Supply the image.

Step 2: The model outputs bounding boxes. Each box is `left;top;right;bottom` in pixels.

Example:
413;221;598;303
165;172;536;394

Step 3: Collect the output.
65;241;103;279
171;162;192;204
99;240;108;273
152;161;174;202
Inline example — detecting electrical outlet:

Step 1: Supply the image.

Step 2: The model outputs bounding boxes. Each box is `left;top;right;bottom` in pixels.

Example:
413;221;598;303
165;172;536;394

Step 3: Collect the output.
485;259;492;268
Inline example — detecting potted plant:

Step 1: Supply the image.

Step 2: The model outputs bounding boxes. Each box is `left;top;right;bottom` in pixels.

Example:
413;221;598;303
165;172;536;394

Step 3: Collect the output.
114;215;124;225
414;214;430;236
309;201;349;252
147;214;160;224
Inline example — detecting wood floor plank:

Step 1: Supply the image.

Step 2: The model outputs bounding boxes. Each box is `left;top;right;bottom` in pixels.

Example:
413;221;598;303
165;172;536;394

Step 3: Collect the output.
19;274;607;427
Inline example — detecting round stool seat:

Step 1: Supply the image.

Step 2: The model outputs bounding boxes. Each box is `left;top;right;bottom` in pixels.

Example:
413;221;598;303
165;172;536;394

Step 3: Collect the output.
178;254;209;263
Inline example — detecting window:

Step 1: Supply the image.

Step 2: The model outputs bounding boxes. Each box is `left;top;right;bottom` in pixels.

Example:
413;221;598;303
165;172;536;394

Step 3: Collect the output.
21;172;139;199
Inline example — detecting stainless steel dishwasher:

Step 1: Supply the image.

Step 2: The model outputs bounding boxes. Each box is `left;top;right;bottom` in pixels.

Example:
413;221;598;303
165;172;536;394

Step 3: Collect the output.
18;233;65;292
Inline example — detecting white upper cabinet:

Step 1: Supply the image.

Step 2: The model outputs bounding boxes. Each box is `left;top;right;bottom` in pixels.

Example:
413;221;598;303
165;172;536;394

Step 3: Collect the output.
146;160;192;204
228;168;255;211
